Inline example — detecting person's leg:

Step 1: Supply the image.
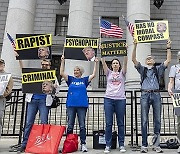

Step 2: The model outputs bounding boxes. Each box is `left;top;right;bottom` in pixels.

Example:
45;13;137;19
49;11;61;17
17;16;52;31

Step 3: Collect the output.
177;116;180;152
104;98;114;147
114;99;126;147
38;99;50;124
0;98;6;138
151;92;162;147
67;107;76;134
140;92;150;147
77;107;87;145
21;99;38;148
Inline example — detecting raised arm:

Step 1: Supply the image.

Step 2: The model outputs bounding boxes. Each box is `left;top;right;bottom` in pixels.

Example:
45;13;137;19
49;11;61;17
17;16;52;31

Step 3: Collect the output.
168;77;174;96
132;39;139;66
89;57;98;82
14;51;23;69
60;55;68;82
164;38;171;67
122;56;127;74
101;57;109;74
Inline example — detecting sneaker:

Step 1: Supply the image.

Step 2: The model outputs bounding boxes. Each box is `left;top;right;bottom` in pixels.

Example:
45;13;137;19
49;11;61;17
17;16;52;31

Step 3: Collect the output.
81;144;88;152
140;146;148;153
104;146;110;153
152;146;163;153
120;146;126;153
17;146;26;153
178;146;180;153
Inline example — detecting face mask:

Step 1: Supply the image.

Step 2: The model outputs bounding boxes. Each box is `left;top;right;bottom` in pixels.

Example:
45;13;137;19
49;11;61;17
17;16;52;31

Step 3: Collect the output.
146;65;153;69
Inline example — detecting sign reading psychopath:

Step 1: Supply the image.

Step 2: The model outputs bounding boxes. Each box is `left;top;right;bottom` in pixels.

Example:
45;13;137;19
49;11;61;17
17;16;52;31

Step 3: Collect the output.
171;92;180;116
22;68;56;94
15;34;52;60
101;40;126;57
0;74;11;96
134;20;169;43
64;35;99;61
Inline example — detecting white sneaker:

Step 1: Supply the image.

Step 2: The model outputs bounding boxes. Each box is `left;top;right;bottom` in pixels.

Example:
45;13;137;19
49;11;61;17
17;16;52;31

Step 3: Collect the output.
178;146;180;153
120;146;126;153
81;144;88;152
104;146;110;153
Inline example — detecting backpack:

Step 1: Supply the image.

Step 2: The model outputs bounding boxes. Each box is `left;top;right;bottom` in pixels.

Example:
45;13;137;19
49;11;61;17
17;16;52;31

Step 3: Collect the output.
141;66;159;85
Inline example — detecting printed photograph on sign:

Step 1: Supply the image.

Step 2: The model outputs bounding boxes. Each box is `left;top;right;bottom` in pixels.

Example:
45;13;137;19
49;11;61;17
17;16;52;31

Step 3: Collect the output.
100;40;127;57
15;34;52;60
64;35;98;61
22;68;56;94
134;20;169;43
0;74;11;96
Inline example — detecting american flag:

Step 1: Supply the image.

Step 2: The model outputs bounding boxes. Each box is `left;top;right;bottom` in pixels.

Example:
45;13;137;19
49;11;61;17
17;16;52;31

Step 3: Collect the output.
7;33;16;51
100;19;123;38
123;17;134;37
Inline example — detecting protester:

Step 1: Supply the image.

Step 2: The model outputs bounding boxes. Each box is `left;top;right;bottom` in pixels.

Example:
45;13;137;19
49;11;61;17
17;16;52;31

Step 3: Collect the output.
13;54;59;152
132;38;171;153
0;59;13;139
60;55;98;152
101;56;127;153
38;46;50;60
168;51;180;153
82;46;95;61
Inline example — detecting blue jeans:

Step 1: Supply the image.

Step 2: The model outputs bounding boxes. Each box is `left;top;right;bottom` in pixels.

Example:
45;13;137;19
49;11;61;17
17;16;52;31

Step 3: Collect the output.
21;98;50;148
67;107;87;145
104;98;126;147
140;92;161;147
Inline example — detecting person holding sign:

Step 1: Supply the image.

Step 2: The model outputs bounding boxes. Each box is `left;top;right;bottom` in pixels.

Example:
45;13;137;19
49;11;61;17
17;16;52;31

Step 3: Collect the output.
168;51;180;153
60;55;98;152
101;56;127;153
0;59;13;139
14;55;59;152
82;46;96;61
132;38;171;153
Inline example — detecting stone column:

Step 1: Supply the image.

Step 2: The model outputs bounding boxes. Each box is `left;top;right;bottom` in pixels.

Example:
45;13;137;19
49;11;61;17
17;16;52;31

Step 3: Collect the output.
1;0;37;87
64;0;94;88
126;0;151;90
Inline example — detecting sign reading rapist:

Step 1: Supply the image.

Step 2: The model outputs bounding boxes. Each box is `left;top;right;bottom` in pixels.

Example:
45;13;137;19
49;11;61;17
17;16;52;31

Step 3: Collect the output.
171;91;180;116
101;40;126;57
22;68;56;94
64;35;99;61
134;20;169;43
0;74;11;96
15;34;52;60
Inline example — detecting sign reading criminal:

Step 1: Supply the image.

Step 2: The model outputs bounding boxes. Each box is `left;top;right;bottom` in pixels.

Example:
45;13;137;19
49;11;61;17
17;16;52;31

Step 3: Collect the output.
101;40;126;57
134;20;169;43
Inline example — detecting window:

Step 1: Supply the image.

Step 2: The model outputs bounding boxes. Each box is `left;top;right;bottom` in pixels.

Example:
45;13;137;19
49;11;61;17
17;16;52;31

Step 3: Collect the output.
101;16;119;38
98;61;111;88
55;15;68;36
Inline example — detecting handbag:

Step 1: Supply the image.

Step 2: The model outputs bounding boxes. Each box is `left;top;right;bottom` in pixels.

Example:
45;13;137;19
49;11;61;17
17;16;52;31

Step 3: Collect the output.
25;124;66;154
51;95;60;108
62;134;78;153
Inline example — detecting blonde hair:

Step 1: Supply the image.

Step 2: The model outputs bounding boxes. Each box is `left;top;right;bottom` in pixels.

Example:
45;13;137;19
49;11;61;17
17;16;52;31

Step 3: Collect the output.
74;66;84;75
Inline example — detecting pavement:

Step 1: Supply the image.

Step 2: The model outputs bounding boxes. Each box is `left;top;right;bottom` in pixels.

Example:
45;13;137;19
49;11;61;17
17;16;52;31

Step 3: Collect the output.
0;137;178;154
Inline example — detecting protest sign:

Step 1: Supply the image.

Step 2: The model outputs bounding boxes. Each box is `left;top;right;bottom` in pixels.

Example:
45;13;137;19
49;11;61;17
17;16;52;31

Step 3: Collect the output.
0;74;11;96
171;92;180;116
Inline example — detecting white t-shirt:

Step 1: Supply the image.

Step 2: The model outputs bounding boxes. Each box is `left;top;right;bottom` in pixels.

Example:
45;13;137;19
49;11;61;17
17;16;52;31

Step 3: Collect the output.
169;64;180;90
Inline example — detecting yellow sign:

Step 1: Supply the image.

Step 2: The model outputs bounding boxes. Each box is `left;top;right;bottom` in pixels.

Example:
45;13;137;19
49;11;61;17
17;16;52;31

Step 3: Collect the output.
64;37;99;48
15;34;52;50
22;70;56;84
134;20;169;43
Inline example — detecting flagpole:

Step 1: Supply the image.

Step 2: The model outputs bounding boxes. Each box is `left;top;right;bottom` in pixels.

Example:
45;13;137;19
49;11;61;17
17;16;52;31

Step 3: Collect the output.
99;16;102;57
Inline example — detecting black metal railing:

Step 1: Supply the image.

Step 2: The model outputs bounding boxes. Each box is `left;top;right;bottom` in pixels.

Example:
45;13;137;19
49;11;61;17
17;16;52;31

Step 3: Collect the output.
2;89;175;147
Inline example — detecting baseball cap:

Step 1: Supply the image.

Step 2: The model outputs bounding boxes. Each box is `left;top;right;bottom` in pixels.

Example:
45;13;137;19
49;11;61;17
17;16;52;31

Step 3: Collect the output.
0;59;5;64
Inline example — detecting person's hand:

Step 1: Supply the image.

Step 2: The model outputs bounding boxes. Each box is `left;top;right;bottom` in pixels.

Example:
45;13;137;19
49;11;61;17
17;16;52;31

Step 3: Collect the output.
133;38;137;46
167;38;171;48
94;57;99;63
61;55;65;61
168;89;173;96
14;50;19;57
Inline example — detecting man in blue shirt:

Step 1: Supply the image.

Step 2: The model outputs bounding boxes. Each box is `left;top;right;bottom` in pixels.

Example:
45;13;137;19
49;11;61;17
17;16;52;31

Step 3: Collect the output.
132;39;171;153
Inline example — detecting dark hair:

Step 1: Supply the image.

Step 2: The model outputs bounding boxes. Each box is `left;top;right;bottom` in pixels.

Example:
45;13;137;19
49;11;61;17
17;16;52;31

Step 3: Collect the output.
110;58;121;72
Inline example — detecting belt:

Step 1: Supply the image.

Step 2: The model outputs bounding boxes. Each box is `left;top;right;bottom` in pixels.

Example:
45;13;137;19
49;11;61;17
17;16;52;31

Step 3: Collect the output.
141;89;160;93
